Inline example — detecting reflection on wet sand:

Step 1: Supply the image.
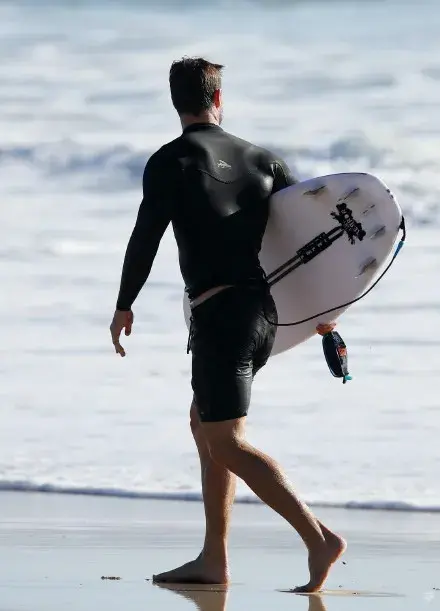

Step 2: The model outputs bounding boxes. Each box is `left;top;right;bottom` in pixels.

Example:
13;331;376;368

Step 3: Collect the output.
154;583;328;611
154;583;229;611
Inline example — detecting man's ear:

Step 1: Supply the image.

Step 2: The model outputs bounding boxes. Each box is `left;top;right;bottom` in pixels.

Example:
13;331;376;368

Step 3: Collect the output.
213;89;222;108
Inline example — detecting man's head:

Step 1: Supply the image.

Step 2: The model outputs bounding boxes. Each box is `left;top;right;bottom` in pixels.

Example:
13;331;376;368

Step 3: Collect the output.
169;57;224;126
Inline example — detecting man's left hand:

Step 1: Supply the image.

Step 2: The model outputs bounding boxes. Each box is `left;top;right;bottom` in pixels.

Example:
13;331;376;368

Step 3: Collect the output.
316;322;336;336
110;310;134;357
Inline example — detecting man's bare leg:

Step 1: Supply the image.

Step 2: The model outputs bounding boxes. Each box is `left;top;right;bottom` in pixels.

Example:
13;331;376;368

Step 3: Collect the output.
153;398;235;584
201;417;346;593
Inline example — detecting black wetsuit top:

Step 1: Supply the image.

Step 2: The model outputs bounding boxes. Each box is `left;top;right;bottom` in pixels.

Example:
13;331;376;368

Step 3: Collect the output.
116;123;297;311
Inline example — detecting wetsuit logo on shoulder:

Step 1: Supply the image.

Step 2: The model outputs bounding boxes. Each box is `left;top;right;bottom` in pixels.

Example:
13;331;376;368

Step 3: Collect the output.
331;203;366;244
217;159;231;169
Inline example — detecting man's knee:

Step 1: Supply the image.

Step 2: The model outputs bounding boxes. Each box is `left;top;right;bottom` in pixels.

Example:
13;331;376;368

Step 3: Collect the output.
202;419;246;466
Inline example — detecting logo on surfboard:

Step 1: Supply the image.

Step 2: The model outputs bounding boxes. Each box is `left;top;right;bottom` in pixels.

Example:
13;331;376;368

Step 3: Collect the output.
266;201;366;287
331;203;366;244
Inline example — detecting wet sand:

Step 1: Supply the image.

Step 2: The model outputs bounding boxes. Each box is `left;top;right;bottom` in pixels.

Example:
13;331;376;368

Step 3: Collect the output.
1;491;439;611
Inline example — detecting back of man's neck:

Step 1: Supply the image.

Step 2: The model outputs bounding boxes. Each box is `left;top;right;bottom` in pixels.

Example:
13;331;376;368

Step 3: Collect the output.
180;112;219;131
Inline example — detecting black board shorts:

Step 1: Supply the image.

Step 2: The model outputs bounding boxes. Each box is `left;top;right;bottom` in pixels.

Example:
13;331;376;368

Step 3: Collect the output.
189;286;278;422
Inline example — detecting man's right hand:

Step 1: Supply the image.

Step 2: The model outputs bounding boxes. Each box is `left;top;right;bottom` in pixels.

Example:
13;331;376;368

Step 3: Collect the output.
110;309;134;357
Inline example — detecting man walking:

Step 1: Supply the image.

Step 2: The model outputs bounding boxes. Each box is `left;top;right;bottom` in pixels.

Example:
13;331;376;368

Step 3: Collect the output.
110;57;345;592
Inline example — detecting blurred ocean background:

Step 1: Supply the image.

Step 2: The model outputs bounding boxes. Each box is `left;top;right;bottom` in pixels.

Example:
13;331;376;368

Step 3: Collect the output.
1;0;439;512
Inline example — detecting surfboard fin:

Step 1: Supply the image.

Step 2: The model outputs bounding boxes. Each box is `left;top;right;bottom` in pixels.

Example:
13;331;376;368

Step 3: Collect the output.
356;257;378;277
369;225;386;239
321;331;352;384
304;184;326;196
339;187;360;201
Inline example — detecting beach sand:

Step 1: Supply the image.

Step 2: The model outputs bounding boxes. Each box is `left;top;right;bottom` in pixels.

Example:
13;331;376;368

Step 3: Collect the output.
1;491;439;611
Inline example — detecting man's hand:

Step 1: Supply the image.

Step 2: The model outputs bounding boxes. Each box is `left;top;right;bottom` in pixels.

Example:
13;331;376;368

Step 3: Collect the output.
110;310;134;357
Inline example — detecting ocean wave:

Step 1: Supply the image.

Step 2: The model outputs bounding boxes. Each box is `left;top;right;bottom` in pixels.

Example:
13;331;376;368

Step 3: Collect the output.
0;138;438;224
1;480;439;514
0;135;387;184
0;141;151;192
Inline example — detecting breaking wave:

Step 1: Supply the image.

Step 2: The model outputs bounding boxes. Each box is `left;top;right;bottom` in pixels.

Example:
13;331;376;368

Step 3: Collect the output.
1;480;440;514
1;136;438;224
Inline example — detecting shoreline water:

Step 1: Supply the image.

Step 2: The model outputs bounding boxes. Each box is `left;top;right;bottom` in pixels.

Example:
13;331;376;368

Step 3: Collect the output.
2;0;440;549
2;486;440;515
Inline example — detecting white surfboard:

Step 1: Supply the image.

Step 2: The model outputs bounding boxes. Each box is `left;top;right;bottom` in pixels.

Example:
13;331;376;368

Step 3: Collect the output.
183;172;403;356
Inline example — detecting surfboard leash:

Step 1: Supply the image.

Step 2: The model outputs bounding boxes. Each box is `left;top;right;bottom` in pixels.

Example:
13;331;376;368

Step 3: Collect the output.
263;216;407;383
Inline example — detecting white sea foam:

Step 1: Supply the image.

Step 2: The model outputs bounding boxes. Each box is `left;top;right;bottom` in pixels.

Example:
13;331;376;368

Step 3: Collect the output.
1;0;439;511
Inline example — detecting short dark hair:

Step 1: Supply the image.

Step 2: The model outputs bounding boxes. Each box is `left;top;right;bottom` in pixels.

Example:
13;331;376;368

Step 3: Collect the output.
169;57;224;116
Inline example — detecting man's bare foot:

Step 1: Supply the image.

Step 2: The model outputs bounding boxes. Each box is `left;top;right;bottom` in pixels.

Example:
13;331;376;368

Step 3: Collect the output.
293;531;347;593
152;555;229;585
